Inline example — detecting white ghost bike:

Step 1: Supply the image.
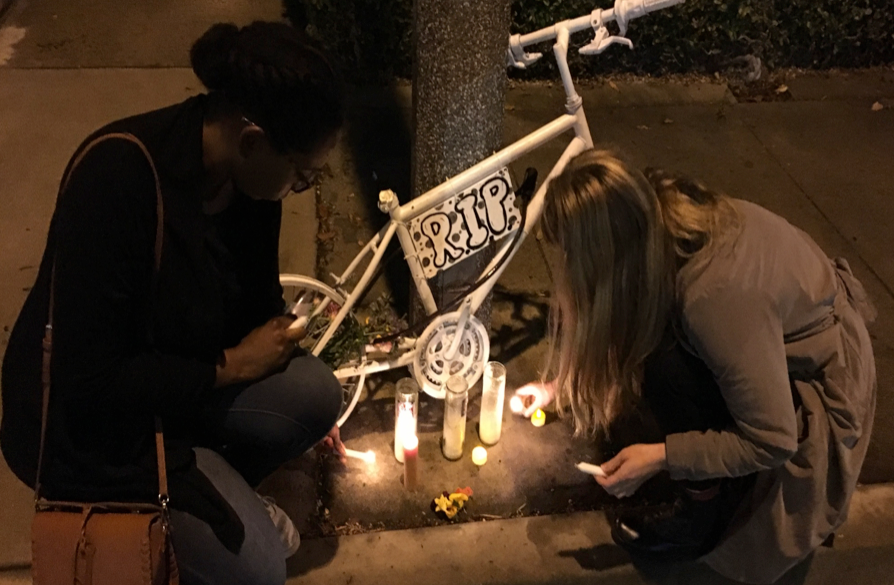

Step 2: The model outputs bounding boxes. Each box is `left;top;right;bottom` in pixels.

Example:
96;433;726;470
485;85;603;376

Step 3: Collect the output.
280;0;686;426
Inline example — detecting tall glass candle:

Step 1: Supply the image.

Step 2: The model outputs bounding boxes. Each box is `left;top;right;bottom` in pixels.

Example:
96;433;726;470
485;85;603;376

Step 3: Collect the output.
479;361;506;445
394;378;419;462
441;375;468;461
403;434;419;490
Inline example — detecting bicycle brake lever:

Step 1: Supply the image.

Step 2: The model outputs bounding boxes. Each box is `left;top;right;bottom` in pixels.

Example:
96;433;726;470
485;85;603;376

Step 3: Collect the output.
579;26;634;55
507;34;542;69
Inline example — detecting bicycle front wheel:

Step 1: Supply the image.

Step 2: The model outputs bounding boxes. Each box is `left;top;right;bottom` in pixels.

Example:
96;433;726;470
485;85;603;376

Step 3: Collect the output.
279;274;366;426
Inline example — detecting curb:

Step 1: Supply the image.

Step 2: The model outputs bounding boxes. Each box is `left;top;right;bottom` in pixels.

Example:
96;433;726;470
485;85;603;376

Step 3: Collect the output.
284;483;894;585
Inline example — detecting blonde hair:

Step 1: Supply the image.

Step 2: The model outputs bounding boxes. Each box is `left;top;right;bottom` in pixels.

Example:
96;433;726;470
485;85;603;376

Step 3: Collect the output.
541;149;740;435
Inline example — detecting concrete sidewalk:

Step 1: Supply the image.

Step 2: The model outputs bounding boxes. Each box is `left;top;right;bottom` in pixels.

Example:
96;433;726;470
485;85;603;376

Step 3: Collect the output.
1;57;893;585
3;484;890;585
280;484;894;585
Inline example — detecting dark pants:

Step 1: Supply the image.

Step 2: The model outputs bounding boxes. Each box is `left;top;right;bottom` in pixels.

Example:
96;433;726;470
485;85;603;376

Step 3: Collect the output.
169;354;342;585
603;328;753;559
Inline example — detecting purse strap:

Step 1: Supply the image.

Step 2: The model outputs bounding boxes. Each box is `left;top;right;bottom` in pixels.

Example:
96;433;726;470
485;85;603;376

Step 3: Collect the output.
35;133;168;507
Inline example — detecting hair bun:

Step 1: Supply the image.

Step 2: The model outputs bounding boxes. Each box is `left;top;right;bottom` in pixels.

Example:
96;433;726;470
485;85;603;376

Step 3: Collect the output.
190;23;240;91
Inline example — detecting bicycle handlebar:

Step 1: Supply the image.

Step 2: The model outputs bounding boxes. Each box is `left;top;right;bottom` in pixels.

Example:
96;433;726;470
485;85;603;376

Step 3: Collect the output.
642;0;684;12
508;0;684;67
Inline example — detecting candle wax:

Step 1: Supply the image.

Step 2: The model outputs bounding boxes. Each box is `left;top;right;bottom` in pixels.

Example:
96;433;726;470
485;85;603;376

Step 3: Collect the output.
403;434;419;490
395;409;415;462
479;363;506;445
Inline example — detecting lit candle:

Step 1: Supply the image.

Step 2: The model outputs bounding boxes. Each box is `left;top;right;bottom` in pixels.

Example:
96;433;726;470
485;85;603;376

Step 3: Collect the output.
509;395;524;415
403;434;419;490
395;410;415;463
479;362;506;445
531;408;546;427
472;446;488;466
394;378;419;462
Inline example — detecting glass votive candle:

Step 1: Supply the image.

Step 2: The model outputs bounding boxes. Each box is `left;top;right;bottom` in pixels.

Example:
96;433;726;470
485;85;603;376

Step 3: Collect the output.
478;361;506;445
394;378;419;463
441;375;468;461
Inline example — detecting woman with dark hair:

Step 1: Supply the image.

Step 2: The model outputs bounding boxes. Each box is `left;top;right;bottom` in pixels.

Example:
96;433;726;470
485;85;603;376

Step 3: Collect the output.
1;21;346;585
513;149;876;583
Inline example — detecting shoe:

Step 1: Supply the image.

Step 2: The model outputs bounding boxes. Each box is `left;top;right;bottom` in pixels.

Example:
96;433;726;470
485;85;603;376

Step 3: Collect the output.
257;494;301;558
606;486;722;562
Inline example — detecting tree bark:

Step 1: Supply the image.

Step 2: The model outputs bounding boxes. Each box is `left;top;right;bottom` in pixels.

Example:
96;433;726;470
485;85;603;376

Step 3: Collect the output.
411;0;511;326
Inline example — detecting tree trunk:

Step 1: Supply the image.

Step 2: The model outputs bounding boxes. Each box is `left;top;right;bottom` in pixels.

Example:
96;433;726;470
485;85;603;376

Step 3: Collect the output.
411;0;511;327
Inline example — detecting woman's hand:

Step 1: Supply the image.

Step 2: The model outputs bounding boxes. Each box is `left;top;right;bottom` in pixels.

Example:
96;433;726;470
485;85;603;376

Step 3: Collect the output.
595;443;667;498
215;316;305;387
511;380;557;418
314;424;347;463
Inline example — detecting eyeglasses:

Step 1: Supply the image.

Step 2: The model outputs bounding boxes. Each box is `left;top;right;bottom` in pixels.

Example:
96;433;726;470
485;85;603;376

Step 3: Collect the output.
242;116;323;193
290;166;322;193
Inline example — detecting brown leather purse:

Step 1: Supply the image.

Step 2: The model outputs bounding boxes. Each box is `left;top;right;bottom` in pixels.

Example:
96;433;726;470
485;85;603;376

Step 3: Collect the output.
31;133;179;585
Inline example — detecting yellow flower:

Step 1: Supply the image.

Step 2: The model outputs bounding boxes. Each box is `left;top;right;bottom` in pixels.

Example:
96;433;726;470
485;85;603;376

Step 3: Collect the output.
434;495;452;513
448;492;469;508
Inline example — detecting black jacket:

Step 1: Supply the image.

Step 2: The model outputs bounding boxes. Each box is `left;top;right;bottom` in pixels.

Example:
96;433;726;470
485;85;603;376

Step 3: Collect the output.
1;95;285;549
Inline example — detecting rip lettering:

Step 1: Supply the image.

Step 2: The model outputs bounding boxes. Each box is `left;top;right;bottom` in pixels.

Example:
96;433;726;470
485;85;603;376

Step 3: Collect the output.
420;212;463;268
454;191;489;250
480;177;512;235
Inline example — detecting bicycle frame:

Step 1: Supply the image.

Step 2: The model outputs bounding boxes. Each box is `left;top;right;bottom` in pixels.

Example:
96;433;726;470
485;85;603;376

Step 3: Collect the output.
309;0;683;384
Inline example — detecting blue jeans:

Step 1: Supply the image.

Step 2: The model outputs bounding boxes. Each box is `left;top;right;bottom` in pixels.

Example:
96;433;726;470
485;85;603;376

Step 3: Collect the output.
169;354;341;585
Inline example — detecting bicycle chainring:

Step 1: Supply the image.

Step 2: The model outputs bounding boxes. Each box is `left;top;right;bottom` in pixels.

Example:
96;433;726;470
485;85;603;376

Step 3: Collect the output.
412;312;490;399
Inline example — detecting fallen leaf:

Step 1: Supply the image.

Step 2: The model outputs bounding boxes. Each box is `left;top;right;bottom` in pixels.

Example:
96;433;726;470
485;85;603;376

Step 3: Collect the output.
636;125;650;130
871;101;884;111
608;80;619;91
663;118;674;125
775;84;789;94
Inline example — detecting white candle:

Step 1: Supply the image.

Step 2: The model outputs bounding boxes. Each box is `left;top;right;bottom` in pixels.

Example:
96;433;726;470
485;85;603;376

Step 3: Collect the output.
472;446;488;466
394;409;416;463
441;376;468;461
394;378;419;463
479;362;506;445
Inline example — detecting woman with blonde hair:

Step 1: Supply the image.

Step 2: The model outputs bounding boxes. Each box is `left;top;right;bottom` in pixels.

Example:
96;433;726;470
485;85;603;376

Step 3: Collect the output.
513;149;876;583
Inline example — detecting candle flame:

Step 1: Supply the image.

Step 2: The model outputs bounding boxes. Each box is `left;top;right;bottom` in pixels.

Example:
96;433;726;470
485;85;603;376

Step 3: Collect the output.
345;448;376;463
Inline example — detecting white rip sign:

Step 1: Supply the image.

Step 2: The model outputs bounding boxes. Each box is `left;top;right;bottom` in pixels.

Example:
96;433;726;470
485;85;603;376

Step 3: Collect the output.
409;168;520;279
